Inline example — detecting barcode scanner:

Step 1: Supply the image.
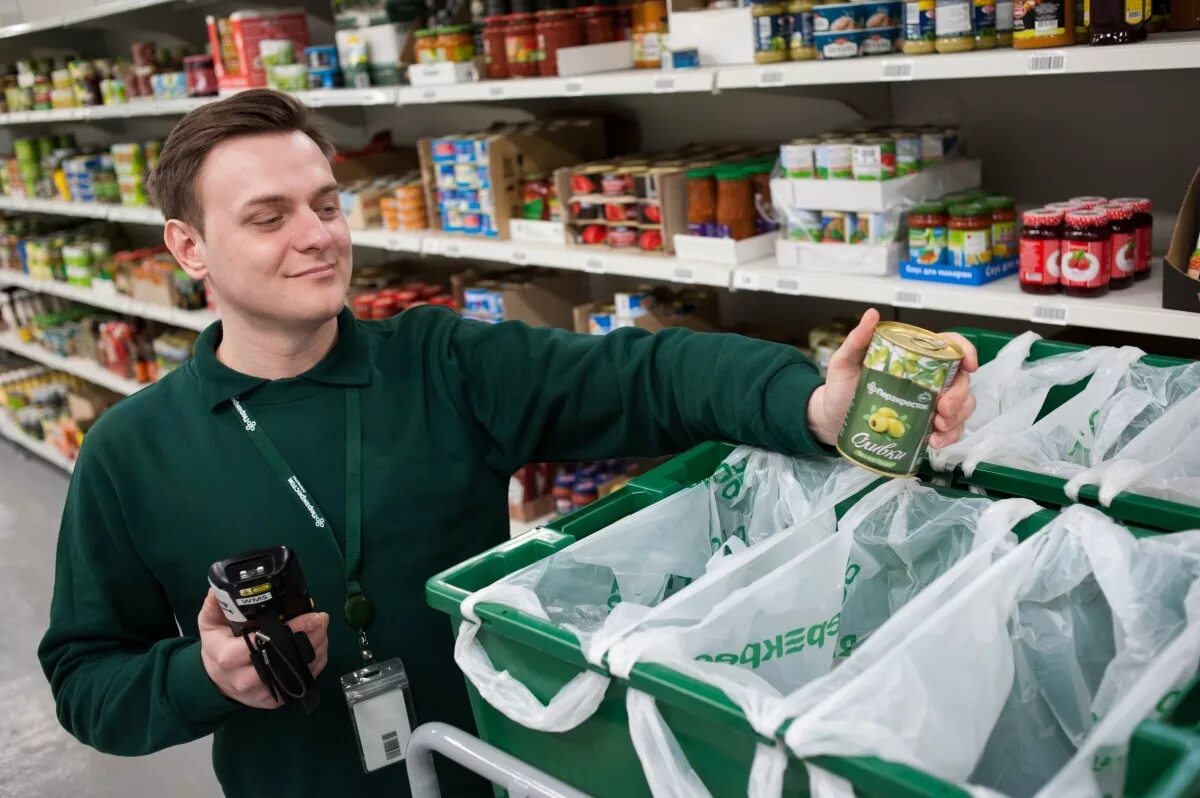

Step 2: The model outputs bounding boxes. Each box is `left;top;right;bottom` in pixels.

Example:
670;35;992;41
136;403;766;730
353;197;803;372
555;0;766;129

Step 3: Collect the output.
208;546;321;714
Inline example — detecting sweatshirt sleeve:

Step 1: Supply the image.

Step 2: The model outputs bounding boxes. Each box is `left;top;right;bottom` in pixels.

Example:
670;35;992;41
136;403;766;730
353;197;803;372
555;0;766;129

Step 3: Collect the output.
436;312;833;475
38;445;238;756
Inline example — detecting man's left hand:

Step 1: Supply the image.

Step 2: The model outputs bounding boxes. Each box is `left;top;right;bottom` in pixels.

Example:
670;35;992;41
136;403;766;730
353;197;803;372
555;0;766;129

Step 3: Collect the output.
807;308;979;449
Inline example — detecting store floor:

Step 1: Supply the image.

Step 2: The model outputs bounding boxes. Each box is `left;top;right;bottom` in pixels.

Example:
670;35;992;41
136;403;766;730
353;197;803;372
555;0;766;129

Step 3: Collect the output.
0;444;221;798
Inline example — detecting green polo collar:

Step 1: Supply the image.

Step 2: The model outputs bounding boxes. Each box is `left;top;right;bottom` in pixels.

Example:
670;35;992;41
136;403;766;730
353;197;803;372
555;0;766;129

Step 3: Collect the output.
193;308;371;410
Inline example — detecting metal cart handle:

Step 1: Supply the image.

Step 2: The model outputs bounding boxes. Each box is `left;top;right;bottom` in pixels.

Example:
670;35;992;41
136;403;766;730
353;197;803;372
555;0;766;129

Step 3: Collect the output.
406;722;593;798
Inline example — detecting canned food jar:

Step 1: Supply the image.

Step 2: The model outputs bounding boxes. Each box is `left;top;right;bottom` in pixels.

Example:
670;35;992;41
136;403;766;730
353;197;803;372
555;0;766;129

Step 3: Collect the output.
820;210;856;242
786;207;822;241
851;137;897;180
788;0;817;58
752;2;789;63
908;202;948;265
893;131;922;175
781;138;817;179
483;16;513;79
903;0;937;51
1019;207;1063;293
1110;197;1152;280
837;321;963;476
816;138;853;179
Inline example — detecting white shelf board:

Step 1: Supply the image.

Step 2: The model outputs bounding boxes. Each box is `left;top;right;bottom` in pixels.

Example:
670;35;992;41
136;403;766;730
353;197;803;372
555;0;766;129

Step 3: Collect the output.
731;262;1198;339
0;332;143;395
350;228;424;252
395;67;718;104
0;0;175;38
0;196;164;225
718;32;1200;90
0;417;74;473
0;272;217;332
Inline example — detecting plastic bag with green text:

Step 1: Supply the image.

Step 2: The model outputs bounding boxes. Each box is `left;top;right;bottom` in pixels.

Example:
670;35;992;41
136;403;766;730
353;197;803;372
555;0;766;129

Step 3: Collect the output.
453;446;875;732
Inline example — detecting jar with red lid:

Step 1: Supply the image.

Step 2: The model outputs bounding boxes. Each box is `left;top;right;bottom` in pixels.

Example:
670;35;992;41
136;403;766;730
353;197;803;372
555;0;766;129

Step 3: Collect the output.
504;13;539;77
618;4;635;39
1019;208;1063;294
483;15;512;79
1068;195;1108;209
536;10;584;76
394;289;420;307
1103;203;1136;290
1110;196;1152;280
1061;209;1112;297
579;6;618;44
371;295;399;319
351;294;377;319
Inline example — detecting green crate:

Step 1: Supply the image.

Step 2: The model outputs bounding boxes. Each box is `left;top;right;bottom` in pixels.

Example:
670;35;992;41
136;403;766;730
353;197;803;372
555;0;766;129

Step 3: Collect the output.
428;442;1192;796
948;328;1200;532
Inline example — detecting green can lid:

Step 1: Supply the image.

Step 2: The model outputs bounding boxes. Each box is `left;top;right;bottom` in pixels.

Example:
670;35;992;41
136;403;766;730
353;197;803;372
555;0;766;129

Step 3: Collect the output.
985;195;1015;210
911;201;947;215
714;164;747;180
446;23;473;33
686;166;716;178
949;202;987;217
415;28;436;37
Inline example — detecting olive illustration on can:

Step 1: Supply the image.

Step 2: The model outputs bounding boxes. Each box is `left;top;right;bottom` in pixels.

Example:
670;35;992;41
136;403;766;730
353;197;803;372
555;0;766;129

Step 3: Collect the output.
836;321;963;477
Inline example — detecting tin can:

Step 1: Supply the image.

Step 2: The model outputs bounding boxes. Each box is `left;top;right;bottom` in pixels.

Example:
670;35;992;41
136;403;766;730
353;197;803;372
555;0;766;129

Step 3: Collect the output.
836;321;962;477
893;131;922;176
259;39;296;69
852;137;897;181
853;211;894;244
780;138;817;179
815;139;853;180
786;207;822;242
820;210;856;243
920;129;945;163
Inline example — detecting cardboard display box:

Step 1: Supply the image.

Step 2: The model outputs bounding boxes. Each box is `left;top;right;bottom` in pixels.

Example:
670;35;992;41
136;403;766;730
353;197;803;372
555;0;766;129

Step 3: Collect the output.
572;288;721;335
451;267;590;329
1164;165;1200;314
206;10;310;91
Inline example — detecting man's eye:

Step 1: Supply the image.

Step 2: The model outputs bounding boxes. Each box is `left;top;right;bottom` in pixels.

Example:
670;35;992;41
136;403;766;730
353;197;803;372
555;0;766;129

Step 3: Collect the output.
318;204;339;217
254;216;282;227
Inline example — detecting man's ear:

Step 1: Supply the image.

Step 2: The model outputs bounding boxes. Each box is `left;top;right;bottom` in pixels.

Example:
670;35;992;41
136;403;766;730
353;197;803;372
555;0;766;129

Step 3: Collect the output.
164;219;208;281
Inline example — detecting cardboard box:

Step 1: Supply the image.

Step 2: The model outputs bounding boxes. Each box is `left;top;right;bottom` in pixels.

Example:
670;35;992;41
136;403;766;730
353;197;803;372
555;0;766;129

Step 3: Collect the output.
572;289;720;335
419;119;606;240
555;41;635;77
207;10;310;91
1164;165;1200;314
451;268;590;329
557;162;688;256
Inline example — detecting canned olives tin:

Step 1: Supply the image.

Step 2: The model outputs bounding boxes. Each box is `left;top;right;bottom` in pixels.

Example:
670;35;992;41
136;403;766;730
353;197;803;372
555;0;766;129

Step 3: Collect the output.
836;321;962;476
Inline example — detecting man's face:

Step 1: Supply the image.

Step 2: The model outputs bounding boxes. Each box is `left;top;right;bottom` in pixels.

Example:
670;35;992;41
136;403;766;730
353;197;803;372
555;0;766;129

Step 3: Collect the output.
192;131;351;327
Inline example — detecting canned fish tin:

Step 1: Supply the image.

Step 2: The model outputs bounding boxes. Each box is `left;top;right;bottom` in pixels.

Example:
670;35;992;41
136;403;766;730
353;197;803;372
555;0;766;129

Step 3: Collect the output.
851;137;896;181
816;139;853;180
837;321;962;476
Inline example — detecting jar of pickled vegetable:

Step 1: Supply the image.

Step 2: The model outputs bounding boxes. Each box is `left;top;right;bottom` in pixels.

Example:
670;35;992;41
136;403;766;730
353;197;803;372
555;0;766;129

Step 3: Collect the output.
415;29;441;63
947;202;992;267
908;202;948;266
714;165;755;241
987;195;1016;262
686;166;717;236
935;0;976;51
438;25;476;62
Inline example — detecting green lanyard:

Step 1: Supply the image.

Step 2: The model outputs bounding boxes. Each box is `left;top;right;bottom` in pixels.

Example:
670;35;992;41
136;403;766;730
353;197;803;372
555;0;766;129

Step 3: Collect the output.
229;388;376;661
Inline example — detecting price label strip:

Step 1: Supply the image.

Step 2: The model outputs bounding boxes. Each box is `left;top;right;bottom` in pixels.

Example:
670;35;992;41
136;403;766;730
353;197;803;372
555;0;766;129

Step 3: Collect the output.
880;59;914;81
893;287;924;309
508;248;529;265
775;277;803;295
1026;51;1067;74
582;257;605;275
733;271;762;291
564;80;585;96
758;69;786;88
672;267;695;284
486;84;505;99
652;76;676;94
1030;301;1069;325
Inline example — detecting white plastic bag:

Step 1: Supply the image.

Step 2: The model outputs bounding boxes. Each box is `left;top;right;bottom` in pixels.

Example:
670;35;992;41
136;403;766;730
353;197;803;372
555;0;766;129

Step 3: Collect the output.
614;480;1042;798
780;504;1200;798
454;447;873;732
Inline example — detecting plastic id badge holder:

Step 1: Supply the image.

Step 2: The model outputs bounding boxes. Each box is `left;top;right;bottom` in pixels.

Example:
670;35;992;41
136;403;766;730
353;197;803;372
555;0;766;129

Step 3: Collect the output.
341;658;417;773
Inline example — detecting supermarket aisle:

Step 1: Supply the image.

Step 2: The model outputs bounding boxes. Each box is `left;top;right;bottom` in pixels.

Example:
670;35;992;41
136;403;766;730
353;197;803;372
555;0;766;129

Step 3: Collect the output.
0;445;221;798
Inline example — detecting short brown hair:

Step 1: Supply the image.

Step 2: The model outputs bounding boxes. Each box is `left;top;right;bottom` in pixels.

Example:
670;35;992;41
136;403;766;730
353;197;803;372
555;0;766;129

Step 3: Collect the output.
147;88;335;234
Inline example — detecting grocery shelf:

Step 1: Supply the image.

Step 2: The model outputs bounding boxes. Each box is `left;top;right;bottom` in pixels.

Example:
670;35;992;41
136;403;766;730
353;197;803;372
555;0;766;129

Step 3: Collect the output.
0;195;164;224
0;271;217;332
0;332;144;395
717;31;1200;90
0;417;74;473
395;67;718;104
0;0;175;39
731;261;1199;339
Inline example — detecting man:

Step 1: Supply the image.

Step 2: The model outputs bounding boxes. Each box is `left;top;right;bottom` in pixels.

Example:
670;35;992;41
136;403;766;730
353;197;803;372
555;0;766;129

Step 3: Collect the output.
38;89;977;798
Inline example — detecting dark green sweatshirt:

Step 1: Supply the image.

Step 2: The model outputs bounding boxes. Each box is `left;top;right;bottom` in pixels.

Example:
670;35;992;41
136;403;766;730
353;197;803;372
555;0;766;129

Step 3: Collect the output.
38;306;827;798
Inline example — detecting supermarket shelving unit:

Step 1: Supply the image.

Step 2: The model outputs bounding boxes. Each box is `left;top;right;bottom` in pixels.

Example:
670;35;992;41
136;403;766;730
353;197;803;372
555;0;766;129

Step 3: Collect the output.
2;2;1200;477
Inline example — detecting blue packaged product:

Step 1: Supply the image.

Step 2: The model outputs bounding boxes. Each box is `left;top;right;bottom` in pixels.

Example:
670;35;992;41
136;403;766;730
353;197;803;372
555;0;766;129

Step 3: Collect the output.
665;48;700;68
305;45;340;69
307;67;340;89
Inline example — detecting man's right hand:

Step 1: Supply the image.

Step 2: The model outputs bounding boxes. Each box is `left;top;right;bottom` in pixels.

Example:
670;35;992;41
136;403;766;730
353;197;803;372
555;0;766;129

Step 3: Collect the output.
198;589;330;709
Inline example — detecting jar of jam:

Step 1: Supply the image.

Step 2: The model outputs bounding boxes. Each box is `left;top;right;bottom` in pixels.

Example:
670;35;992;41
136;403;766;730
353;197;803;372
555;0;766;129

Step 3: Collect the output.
536;10;583;76
1068;195;1107;208
579;6;618;44
438;25;476;62
907;202;948;266
505;13;539;77
1103;202;1136;290
1089;0;1149;44
483;16;512;79
987;195;1017;263
686;166;717;236
1110;196;1152;280
947;202;993;268
1019;208;1063;294
1061;209;1111;297
714;164;755;241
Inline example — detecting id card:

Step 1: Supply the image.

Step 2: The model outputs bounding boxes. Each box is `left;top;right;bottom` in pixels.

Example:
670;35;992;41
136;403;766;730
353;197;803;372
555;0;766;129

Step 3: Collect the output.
341;658;416;773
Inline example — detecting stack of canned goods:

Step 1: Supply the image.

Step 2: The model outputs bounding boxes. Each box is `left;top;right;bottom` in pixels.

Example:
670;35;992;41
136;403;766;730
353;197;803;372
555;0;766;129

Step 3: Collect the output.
750;0;818;63
779;125;959;181
430;135;504;238
784;207;900;245
809;0;902;58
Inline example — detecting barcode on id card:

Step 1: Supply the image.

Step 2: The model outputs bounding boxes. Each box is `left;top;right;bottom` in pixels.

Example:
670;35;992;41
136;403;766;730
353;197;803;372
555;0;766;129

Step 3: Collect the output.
1026;52;1066;73
381;730;404;761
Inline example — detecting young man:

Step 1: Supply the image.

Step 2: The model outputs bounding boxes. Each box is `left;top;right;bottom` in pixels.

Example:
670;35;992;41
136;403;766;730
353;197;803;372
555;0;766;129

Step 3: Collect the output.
38;89;977;798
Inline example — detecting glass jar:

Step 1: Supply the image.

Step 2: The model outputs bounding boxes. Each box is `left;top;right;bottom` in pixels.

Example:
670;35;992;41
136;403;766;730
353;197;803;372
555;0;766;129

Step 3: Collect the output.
686;167;717;236
618;4;636;39
1019;208;1063;294
415;29;441;63
536;10;583;76
1103;202;1136;290
996;0;1014;43
788;0;816;59
935;0;976;51
948;203;992;268
579;6;619;44
974;0;998;46
438;25;476;62
714;164;755;241
633;0;668;68
482;16;512;79
1089;0;1149;43
504;13;539;77
987;195;1017;263
752;2;788;64
908;202;948;266
1111;196;1152;280
746;160;777;234
903;0;937;53
1061;209;1111;297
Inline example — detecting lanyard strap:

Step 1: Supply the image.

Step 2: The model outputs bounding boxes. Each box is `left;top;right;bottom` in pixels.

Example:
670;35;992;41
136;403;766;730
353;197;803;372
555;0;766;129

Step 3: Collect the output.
229;389;368;623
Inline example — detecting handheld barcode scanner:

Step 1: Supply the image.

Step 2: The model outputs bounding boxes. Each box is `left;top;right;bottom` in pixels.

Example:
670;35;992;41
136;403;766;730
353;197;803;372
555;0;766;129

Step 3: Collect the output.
208;546;321;714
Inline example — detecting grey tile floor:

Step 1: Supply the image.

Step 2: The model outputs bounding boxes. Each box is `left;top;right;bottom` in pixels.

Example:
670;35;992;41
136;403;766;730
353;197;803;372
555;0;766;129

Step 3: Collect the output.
0;443;222;798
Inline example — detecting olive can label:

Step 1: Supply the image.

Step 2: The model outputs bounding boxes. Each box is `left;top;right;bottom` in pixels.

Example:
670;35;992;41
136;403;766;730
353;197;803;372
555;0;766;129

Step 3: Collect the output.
837;328;960;476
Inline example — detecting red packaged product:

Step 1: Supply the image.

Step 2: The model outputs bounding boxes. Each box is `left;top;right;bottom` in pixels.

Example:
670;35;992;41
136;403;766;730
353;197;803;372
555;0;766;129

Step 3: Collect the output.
1060;209;1111;297
1103;202;1136;290
205;10;310;90
1019;208;1062;294
1110;197;1153;280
